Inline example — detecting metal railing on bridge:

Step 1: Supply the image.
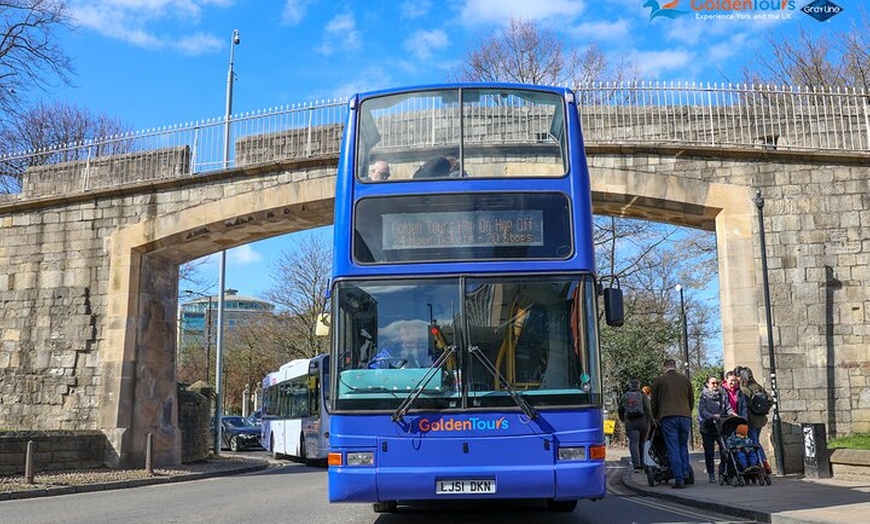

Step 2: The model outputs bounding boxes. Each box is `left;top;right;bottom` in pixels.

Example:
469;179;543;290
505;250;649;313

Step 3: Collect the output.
1;82;867;200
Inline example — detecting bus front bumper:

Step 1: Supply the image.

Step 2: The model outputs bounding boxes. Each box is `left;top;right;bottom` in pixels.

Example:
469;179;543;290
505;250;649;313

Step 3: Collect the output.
328;460;606;503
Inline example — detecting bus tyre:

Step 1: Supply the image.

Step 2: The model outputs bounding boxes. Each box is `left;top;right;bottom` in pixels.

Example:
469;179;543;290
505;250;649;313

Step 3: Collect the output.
372;501;397;513
547;499;578;512
229;436;240;452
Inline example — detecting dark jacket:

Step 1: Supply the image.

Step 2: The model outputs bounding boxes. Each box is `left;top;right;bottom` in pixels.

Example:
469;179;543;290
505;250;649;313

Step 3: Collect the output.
651;370;694;420
618;389;653;424
741;380;771;429
697;387;728;434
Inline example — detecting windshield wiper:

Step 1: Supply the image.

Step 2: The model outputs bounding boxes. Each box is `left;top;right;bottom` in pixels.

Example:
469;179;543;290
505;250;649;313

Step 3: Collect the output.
468;345;538;420
392;345;457;423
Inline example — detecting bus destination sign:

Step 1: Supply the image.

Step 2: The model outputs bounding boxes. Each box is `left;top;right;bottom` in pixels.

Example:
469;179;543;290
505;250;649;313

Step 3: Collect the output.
382;210;544;250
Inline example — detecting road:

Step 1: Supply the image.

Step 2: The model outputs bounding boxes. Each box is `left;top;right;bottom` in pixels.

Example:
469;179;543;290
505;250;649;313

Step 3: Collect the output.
1;452;753;524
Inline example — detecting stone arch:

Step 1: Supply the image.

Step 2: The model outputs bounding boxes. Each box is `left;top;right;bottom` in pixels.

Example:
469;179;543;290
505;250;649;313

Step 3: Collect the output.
589;169;761;374
100;177;334;467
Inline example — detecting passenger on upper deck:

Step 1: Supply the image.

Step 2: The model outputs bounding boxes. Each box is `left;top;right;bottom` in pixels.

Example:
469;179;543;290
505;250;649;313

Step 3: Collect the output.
368;160;391;181
412;155;468;179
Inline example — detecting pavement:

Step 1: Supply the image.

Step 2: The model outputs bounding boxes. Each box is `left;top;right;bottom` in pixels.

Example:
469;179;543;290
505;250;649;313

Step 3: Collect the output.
613;447;870;524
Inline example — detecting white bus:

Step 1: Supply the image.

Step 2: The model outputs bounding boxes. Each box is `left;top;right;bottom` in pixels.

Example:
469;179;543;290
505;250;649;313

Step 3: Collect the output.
260;354;330;464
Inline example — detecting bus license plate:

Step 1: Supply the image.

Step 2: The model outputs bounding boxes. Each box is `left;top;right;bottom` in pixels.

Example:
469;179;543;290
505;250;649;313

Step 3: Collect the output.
436;479;496;494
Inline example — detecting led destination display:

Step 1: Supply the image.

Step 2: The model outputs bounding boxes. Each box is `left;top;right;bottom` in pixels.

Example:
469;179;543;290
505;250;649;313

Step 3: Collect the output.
382;210;544;250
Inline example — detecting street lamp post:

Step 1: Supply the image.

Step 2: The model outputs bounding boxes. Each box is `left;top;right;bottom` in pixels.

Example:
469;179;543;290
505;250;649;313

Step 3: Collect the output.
675;284;693;449
215;28;240;456
755;189;785;476
675;285;690;383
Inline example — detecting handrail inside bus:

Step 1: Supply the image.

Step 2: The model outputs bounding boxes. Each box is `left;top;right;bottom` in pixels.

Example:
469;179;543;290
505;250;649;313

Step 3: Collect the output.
467;345;538;420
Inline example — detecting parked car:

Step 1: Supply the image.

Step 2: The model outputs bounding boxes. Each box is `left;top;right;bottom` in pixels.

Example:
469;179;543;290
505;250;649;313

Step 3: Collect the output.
219;416;262;452
246;409;262;427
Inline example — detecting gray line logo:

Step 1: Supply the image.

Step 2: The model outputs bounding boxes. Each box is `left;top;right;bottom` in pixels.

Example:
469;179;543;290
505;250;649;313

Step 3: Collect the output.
801;0;843;22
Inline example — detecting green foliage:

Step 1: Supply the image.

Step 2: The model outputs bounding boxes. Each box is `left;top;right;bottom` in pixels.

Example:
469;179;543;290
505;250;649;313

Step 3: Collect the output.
692;362;724;396
828;434;870;450
600;315;672;399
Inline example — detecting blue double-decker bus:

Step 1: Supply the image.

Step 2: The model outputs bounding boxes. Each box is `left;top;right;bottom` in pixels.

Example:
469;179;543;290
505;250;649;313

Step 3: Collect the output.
325;84;623;513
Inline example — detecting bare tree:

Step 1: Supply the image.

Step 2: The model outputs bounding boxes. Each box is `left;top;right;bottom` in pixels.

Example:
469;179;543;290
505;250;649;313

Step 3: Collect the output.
741;12;869;89
596;216;719;393
0;1;73;122
222;312;290;415
454;18;635;88
264;233;332;358
455;18;567;85
0;100;130;193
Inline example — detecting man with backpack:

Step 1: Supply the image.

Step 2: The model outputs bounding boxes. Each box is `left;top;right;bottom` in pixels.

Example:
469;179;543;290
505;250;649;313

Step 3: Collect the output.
618;378;653;471
738;366;773;474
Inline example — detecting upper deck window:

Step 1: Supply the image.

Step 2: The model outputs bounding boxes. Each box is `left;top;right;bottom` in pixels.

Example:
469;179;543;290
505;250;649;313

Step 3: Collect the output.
356;88;567;182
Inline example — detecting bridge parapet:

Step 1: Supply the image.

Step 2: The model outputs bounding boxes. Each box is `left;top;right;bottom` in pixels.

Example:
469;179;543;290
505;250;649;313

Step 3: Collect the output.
0;83;866;201
20;146;190;199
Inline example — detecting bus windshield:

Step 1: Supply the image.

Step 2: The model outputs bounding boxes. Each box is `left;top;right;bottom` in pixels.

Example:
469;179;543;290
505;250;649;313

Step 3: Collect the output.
332;275;600;413
357;88;567;182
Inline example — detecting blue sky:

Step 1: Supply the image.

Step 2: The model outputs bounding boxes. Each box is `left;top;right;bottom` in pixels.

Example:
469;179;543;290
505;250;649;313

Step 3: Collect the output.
50;0;857;299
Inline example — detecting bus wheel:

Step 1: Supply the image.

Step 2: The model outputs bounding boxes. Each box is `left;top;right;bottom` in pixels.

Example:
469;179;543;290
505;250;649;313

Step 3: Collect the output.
546;499;578;512
372;501;397;513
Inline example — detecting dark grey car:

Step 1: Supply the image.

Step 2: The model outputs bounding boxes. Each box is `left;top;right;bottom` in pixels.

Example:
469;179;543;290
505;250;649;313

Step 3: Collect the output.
220;416;262;452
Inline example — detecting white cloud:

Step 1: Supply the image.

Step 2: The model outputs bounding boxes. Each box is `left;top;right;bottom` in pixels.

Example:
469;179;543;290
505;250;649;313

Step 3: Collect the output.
571;19;631;41
175;32;224;55
400;0;431;19
404;29;449;61
631;49;694;77
229;244;263;265
459;0;585;25
329;64;397;99
68;0;231;55
282;0;313;25
315;13;360;56
708;32;749;64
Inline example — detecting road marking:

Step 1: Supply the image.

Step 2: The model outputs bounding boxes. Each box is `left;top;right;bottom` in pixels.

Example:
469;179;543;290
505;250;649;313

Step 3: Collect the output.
625;495;754;523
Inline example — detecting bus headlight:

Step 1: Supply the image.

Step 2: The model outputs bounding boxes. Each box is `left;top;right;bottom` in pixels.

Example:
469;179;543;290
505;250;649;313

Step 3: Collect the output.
346;451;375;466
557;447;587;461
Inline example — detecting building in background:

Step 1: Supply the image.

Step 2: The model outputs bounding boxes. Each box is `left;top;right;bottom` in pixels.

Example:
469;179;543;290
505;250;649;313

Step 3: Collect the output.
179;289;275;348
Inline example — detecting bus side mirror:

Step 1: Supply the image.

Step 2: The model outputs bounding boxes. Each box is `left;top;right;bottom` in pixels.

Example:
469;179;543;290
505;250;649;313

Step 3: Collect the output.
603;288;624;327
315;313;331;337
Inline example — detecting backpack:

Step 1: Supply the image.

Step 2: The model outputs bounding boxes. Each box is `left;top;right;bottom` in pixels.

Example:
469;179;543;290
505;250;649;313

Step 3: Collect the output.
748;387;771;415
623;391;645;419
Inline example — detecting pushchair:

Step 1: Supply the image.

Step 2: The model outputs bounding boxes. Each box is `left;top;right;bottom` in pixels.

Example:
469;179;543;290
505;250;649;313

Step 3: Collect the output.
643;423;694;487
716;416;772;487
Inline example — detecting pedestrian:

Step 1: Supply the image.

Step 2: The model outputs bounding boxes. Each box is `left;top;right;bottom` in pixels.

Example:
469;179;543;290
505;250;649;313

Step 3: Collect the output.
738;367;773;474
698;375;728;482
722;370;748;419
651;358;694;489
618;378;653;471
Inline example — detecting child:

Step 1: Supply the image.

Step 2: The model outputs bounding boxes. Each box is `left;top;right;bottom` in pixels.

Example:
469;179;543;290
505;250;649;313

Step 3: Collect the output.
726;423;760;470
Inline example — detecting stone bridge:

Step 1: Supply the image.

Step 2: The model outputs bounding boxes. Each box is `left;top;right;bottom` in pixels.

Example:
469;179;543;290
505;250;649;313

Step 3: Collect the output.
0;87;867;472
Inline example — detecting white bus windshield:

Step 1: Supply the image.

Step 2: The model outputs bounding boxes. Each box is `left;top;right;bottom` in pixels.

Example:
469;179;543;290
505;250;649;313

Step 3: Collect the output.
357;88;567;182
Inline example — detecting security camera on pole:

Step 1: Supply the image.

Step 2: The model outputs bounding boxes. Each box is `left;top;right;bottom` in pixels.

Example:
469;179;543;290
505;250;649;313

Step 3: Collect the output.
215;28;240;456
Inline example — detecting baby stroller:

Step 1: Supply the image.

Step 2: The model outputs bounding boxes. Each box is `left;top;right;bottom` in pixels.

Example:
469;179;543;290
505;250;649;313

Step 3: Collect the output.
643;423;694;487
716;416;772;487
